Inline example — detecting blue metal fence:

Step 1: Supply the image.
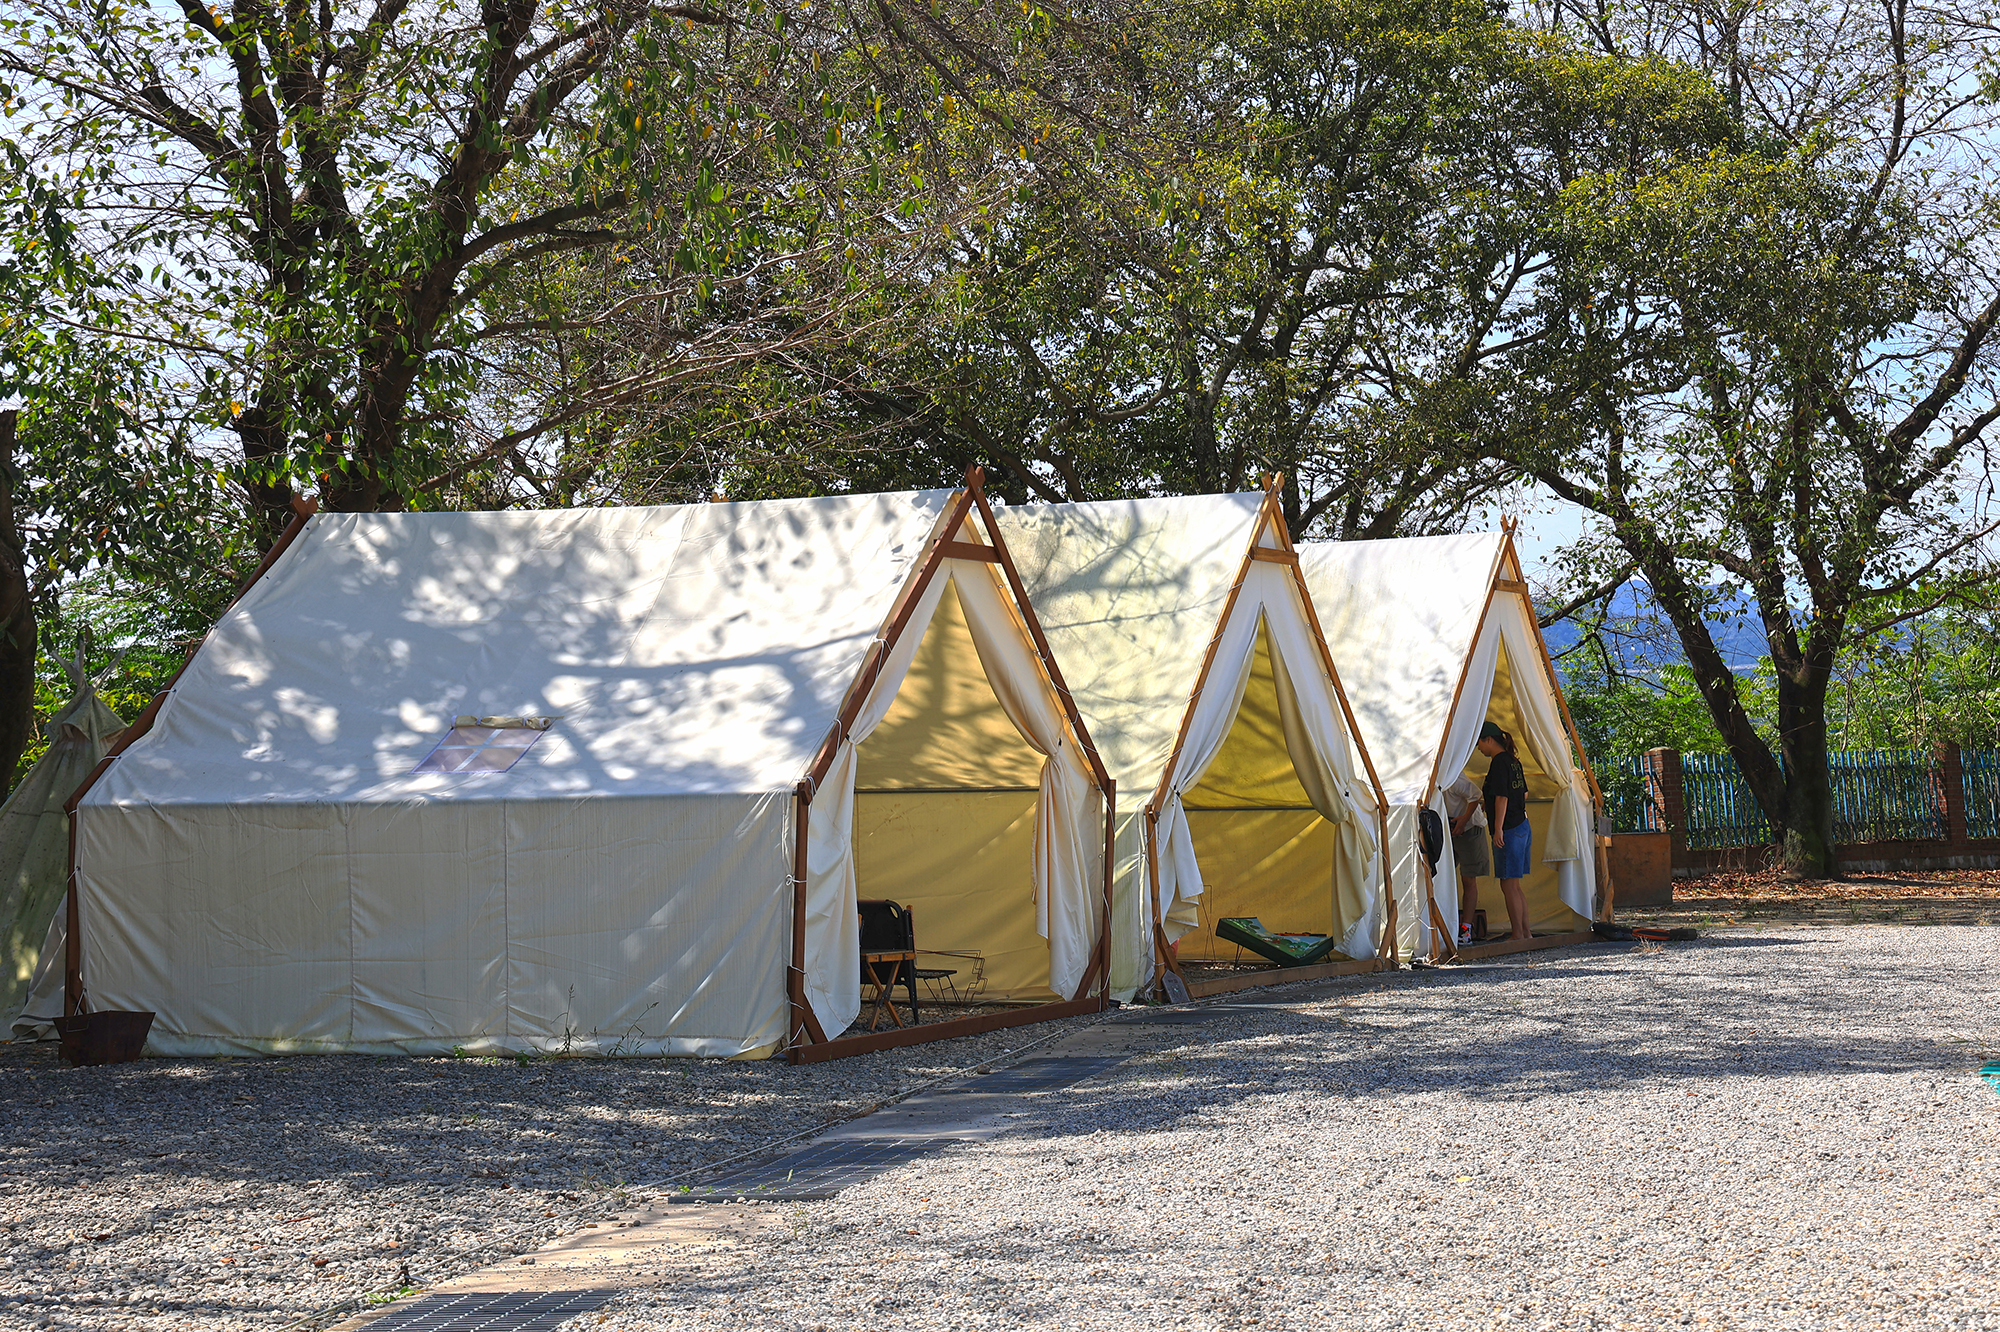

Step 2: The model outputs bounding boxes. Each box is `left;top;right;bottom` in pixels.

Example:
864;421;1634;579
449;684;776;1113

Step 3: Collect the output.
1678;752;1773;849
1828;749;1946;843
1965;750;2000;839
1608;746;1988;847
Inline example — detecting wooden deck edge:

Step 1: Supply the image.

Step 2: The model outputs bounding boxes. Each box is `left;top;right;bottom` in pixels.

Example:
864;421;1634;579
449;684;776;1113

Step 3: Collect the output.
1182;956;1385;998
786;996;1105;1064
1450;929;1597;961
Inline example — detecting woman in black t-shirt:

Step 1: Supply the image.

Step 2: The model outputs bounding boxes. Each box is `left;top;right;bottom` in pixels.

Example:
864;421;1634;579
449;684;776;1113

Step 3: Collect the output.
1477;721;1533;940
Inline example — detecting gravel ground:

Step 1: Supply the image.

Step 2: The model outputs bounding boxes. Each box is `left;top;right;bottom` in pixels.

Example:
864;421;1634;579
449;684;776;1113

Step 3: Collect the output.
0;1019;1095;1330
588;925;2000;1332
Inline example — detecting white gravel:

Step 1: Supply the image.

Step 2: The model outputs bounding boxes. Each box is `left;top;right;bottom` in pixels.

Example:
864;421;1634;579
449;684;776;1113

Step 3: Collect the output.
584;925;2000;1332
0;1021;1091;1329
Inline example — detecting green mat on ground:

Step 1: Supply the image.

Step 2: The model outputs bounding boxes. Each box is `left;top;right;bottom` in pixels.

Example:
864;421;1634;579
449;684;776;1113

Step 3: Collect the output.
1214;917;1341;968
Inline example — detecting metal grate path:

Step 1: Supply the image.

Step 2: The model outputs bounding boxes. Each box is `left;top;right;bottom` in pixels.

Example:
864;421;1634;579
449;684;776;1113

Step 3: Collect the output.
936;1055;1126;1094
669;1136;967;1202
668;1055;1125;1203
357;1289;616;1330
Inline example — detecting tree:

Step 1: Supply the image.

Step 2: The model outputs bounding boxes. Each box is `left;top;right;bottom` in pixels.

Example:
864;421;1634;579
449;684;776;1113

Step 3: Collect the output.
0;170;242;785
1482;0;2000;876
0;0;899;536
600;0;1544;531
1827;592;2000;751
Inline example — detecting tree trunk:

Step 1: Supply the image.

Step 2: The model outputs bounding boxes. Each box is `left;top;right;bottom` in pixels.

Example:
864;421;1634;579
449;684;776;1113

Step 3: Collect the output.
1775;669;1840;879
0;411;39;794
234;406;301;549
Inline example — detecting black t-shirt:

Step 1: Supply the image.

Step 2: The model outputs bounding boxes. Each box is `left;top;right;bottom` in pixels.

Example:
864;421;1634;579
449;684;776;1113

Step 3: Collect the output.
1483;751;1529;829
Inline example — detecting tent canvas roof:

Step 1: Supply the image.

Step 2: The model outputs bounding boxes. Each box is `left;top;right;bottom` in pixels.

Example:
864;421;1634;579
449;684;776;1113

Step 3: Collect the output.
991;492;1268;796
1298;533;1507;802
86;491;957;808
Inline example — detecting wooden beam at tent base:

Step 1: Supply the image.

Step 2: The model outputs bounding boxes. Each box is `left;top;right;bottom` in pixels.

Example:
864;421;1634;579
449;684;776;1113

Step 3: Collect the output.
1181;956;1385;1000
1452;929;1596;962
787;996;1105;1064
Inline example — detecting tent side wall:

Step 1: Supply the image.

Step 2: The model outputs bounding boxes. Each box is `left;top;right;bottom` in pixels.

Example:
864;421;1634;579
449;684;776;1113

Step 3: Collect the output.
74;792;793;1057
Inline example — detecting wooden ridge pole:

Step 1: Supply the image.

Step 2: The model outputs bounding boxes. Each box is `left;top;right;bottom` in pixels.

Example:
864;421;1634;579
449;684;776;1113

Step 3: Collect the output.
62;496;320;1020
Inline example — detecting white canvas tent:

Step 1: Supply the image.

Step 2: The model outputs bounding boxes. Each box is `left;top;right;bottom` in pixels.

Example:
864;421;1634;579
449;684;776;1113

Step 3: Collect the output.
68;480;1112;1058
5;646;126;1039
1298;530;1606;957
993;489;1388;996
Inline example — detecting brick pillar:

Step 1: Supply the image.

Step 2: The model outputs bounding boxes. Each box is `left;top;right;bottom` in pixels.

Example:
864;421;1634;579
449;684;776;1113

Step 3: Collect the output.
1936;742;1967;849
1645;746;1687;870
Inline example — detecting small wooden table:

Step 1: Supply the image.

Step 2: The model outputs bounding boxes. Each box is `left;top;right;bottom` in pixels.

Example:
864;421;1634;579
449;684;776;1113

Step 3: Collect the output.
861;950;917;1030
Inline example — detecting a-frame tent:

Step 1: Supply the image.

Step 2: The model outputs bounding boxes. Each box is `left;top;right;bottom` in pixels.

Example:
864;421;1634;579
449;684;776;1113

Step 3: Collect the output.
67;476;1114;1059
994;487;1390;998
1297;528;1609;958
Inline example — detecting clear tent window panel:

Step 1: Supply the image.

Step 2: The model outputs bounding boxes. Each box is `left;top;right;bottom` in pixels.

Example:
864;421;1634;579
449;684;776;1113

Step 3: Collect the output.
413;724;550;774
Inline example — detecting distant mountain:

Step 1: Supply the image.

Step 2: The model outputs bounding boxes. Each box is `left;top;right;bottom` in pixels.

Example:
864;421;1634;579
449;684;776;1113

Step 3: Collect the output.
1538;582;1770;673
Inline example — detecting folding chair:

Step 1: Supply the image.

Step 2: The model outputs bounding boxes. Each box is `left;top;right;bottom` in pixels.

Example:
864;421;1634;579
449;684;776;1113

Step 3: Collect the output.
857;899;920;1030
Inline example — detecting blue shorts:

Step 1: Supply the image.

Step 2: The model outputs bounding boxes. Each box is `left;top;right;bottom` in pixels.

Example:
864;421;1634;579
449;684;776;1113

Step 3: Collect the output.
1493;822;1532;879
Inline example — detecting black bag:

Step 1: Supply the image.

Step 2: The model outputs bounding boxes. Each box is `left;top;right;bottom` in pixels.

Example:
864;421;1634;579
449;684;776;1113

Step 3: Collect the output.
1418;808;1444;872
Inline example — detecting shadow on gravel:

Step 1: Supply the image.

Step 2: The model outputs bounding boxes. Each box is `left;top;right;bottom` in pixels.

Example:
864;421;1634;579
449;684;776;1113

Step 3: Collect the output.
0;1042;917;1195
1016;937;1993;1143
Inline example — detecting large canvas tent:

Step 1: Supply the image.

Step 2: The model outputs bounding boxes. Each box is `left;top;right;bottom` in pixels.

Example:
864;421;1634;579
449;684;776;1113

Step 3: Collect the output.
994;488;1388;997
1298;530;1607;958
67;479;1113;1059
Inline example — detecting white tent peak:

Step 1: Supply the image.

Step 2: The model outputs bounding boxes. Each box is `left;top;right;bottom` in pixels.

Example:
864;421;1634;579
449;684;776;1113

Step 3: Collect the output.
1299;531;1507;802
91;489;962;806
992;491;1269;794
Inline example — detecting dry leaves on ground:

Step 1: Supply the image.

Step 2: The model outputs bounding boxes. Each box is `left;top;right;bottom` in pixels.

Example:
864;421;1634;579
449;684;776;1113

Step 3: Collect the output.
1672;866;2000;902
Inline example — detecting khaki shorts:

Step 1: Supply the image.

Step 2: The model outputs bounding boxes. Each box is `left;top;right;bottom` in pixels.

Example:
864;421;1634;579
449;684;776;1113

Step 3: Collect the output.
1452;826;1491;877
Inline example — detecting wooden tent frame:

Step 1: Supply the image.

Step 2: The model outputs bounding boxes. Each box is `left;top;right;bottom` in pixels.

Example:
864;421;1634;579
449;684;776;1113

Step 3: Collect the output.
1141;478;1398;1001
785;469;1118;1063
1419;519;1614;961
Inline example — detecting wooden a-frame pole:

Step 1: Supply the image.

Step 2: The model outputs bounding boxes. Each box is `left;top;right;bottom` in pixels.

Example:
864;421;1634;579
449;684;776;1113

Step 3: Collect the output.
1144;479;1395;987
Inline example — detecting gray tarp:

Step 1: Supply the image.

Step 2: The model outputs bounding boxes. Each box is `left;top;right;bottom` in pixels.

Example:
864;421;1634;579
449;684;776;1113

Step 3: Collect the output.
5;661;125;1038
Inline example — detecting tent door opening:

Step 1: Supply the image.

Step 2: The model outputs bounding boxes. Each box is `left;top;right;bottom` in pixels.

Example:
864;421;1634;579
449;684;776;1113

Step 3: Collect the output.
1453;638;1590;939
850;577;1056;1012
1175;619;1368;966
